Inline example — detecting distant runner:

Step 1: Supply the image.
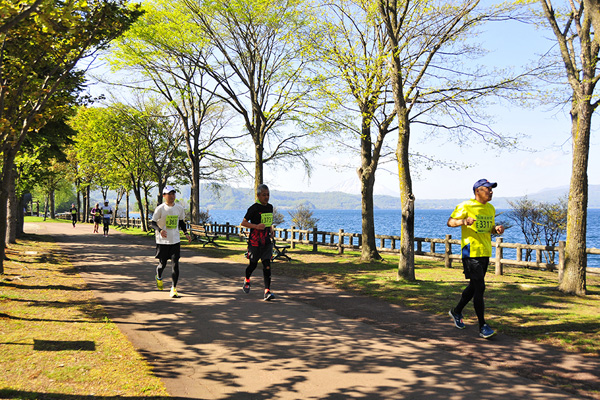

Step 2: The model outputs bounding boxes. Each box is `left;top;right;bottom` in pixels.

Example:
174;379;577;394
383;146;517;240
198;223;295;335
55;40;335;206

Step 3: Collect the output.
91;203;101;234
447;178;504;339
69;203;77;228
101;200;113;237
241;184;275;301
150;185;191;298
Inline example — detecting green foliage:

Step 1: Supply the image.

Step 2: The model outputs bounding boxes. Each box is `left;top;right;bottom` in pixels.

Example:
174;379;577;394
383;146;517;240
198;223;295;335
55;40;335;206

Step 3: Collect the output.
288;202;319;230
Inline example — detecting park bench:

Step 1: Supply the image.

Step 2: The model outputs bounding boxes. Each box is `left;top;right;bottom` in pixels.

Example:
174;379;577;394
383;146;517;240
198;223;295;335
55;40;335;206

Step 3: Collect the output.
271;240;291;262
188;223;219;246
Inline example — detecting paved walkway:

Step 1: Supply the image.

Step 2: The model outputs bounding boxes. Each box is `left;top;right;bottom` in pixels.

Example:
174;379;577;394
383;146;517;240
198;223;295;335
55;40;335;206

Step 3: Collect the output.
26;222;599;400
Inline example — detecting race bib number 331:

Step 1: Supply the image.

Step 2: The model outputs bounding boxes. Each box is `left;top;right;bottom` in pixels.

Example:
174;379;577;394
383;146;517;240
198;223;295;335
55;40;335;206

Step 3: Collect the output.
474;214;494;233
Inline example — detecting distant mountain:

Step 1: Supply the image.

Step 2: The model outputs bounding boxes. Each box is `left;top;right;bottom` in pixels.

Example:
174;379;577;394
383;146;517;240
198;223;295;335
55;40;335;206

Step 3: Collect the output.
196;184;600;210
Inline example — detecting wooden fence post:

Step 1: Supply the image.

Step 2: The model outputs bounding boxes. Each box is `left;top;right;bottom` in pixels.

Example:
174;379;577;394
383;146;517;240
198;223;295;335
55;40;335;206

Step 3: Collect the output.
225;222;230;240
444;234;452;268
495;237;503;275
338;229;344;255
312;227;318;252
291;226;296;249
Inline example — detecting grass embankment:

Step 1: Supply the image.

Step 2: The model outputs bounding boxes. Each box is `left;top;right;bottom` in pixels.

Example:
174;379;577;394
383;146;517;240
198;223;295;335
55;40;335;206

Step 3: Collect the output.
0;231;169;399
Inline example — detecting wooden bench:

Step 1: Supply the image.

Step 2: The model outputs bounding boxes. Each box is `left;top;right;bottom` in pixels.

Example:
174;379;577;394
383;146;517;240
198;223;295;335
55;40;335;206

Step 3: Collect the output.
271;240;291;262
188;224;219;246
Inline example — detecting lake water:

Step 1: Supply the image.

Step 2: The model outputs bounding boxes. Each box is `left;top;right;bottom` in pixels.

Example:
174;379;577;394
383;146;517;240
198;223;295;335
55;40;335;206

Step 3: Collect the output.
207;208;600;268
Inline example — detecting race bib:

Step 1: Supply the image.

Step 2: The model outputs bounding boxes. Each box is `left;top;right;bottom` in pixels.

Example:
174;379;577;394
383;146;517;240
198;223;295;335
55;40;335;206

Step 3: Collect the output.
261;213;273;227
474;214;494;233
103;209;110;215
165;215;178;229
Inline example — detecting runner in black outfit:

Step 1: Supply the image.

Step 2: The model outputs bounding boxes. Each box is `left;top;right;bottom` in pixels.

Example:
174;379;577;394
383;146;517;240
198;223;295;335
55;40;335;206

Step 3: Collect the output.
241;184;275;301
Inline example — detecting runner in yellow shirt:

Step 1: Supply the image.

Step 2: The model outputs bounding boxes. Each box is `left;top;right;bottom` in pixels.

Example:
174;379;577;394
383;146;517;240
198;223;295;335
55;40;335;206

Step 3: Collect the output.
447;179;505;339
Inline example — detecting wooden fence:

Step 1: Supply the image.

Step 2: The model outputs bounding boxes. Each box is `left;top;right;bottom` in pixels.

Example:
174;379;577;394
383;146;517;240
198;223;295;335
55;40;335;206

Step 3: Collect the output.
56;214;600;275
204;222;600;276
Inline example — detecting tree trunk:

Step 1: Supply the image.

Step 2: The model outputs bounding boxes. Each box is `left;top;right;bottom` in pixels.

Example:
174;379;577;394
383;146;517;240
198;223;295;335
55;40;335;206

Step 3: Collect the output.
191;155;200;224
0;155;14;271
131;181;146;231
254;141;264;189
143;187;150;231
49;190;55;219
560;101;590;295
76;178;81;222
126;191;130;227
360;173;382;261
396;110;415;281
6;167;17;244
17;194;25;238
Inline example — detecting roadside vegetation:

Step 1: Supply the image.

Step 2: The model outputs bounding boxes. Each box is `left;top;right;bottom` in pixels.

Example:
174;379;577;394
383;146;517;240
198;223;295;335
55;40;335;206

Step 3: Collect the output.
0;231;169;399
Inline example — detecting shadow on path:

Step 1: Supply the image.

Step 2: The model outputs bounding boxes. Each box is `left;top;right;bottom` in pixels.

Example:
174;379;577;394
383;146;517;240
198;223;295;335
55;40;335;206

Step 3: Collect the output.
26;222;599;400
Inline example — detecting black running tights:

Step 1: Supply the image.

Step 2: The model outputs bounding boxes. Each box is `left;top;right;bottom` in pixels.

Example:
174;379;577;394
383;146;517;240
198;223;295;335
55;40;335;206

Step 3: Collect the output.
157;259;179;288
455;278;486;328
246;259;271;290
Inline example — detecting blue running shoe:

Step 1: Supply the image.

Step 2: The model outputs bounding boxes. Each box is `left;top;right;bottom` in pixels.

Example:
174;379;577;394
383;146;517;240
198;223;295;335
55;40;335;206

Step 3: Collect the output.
479;324;496;339
449;308;466;329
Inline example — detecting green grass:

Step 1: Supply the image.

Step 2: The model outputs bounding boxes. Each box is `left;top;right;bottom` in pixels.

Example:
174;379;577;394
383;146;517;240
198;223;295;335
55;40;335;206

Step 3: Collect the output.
0;232;169;399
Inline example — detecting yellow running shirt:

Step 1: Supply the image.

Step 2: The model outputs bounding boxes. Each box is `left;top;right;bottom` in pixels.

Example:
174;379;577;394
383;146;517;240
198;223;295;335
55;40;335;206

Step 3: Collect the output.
450;199;496;258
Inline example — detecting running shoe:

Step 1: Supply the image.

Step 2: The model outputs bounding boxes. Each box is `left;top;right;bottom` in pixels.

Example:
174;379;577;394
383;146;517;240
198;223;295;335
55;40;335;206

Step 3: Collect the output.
170;287;179;298
242;280;250;294
449;308;466;329
264;290;274;301
155;276;163;291
479;324;496;339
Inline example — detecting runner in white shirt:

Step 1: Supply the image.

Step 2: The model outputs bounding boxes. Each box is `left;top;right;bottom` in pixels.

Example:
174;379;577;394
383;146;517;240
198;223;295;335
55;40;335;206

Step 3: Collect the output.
101;200;113;237
150;185;191;298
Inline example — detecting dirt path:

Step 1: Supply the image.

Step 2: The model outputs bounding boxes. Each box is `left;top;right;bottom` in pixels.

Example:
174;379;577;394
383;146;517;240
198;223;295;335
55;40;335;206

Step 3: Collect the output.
28;222;598;400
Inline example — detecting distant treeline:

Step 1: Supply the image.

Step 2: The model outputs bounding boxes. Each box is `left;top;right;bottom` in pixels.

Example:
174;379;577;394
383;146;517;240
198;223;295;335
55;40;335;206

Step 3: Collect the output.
184;184;600;211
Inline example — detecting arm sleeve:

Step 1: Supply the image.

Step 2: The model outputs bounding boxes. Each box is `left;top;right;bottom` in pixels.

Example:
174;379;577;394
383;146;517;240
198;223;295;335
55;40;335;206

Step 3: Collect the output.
150;220;161;232
179;220;187;234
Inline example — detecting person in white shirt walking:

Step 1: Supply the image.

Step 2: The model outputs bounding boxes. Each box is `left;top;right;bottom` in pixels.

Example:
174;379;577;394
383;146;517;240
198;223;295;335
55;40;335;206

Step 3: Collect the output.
150;185;191;298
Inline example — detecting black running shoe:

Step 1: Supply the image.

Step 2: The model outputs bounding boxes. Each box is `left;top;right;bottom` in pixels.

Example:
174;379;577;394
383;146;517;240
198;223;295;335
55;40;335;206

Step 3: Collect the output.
242;280;250;294
264;290;274;301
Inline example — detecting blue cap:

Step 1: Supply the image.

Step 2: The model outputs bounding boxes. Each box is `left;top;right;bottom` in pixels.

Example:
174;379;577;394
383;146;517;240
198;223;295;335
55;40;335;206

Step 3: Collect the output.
473;179;497;192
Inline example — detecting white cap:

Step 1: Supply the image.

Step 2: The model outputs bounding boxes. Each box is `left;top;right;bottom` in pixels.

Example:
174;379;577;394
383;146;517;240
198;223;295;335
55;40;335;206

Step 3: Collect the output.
162;185;176;194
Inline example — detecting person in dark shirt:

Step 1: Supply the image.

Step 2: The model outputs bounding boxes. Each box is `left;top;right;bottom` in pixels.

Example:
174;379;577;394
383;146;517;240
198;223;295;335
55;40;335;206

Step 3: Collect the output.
69;204;77;228
240;184;275;301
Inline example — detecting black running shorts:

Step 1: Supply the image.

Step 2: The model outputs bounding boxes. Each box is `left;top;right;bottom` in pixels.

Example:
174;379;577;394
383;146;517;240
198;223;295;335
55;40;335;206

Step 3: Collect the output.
462;257;489;280
155;243;181;262
248;243;273;263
